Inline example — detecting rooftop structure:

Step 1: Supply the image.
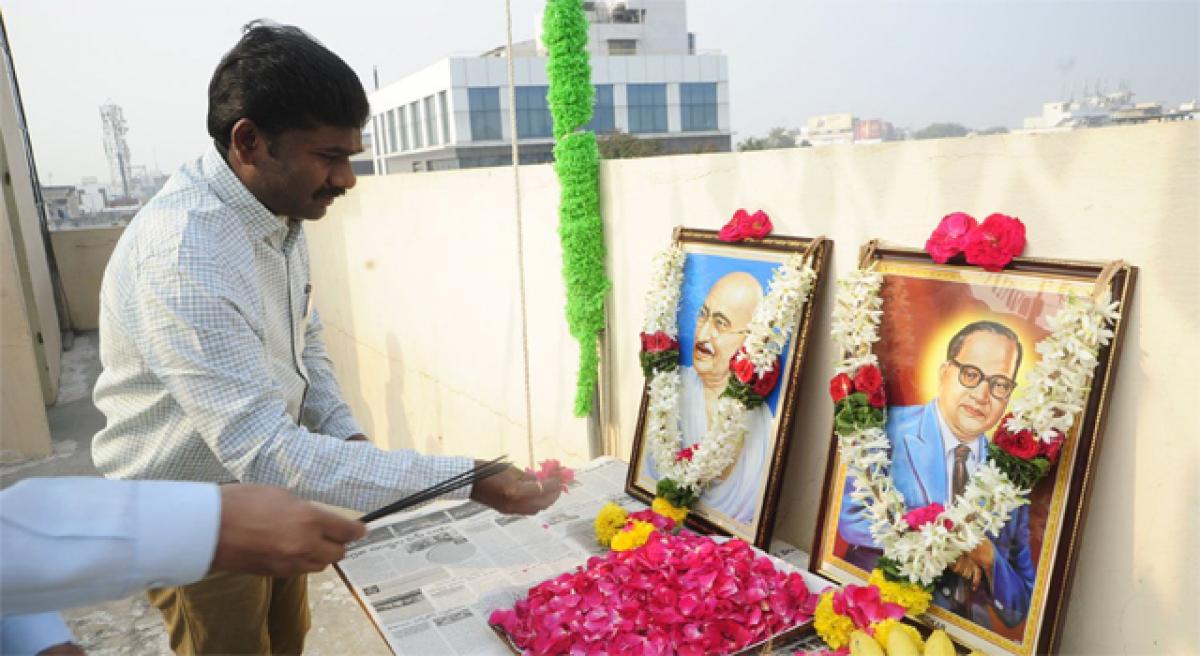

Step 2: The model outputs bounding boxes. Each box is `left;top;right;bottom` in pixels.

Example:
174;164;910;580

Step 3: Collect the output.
358;0;729;175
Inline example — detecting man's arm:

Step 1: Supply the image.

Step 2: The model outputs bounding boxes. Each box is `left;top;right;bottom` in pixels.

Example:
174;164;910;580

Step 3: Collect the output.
132;249;474;512
967;505;1035;627
299;308;363;440
837;475;877;547
0;478;366;617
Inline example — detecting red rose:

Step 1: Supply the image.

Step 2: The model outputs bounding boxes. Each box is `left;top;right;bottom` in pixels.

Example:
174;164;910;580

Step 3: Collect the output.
731;354;756;384
964;213;1026;272
867;386;887;409
995;425;1039;459
751;361;781;397
853;365;883;395
925;212;977;263
675;446;694;462
1041;431;1065;464
741;210;773;239
640;331;677;353
829;373;854;403
718;209;751;242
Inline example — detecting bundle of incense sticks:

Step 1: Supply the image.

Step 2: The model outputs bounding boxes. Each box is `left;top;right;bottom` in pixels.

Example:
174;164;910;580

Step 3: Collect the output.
359;455;510;524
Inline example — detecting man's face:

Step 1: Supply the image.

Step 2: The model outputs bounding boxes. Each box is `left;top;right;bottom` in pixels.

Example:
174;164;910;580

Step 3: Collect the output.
936;331;1020;442
254;124;362;221
692;272;761;380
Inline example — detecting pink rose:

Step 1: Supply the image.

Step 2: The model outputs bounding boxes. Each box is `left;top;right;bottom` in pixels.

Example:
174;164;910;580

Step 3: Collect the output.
740;210;773;239
964;213;1026;272
640;331;678;353
925;212;977;263
902;502;946;530
719;209;751;242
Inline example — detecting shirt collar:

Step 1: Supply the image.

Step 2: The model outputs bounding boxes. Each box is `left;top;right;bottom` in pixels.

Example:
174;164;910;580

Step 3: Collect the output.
201;147;291;248
934;401;983;462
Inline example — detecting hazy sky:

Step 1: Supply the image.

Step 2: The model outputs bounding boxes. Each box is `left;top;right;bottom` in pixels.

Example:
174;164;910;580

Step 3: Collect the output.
4;0;1197;185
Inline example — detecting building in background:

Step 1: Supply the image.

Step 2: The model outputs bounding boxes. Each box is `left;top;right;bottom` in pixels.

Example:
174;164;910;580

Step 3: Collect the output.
360;0;730;175
1021;85;1198;132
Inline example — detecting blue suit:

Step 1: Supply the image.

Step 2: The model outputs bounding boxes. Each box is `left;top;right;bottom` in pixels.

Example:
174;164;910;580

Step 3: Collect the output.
837;400;1036;629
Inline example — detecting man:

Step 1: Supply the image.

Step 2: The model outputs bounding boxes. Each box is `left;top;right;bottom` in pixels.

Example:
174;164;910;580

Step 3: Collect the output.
1;478;365;655
837;321;1036;629
644;271;772;524
91;23;559;655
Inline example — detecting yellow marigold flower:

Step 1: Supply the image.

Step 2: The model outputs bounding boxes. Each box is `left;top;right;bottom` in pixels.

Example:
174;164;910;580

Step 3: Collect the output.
651;496;689;523
813;591;854;649
594;502;628;547
869;569;932;616
872;619;925;652
610;520;656;552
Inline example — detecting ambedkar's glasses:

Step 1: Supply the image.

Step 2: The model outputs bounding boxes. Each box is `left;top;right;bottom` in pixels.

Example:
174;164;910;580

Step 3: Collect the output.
948;359;1017;400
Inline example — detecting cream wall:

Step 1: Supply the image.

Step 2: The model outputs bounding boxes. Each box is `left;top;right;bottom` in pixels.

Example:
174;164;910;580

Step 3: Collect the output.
307;163;590;467
0;178;52;459
310;121;1198;652
50;227;123;331
0;63;60;405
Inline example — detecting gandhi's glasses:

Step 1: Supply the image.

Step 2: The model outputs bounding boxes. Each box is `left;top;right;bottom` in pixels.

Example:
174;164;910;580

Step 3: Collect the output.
948;359;1017;400
696;306;750;337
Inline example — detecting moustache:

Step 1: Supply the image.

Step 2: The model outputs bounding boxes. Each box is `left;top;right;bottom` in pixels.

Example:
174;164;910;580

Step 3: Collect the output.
314;187;346;200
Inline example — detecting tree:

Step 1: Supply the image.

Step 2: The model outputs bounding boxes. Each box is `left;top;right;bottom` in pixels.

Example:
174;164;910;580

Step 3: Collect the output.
597;131;662;159
914;122;970;140
737;136;768;151
977;126;1010;136
765;127;796;149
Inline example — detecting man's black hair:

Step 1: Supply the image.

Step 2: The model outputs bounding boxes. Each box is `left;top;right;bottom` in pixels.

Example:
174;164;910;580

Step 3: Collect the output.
946;320;1023;377
207;20;369;155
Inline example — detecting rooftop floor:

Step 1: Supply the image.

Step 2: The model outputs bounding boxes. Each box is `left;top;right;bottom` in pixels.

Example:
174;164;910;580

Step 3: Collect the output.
2;332;390;654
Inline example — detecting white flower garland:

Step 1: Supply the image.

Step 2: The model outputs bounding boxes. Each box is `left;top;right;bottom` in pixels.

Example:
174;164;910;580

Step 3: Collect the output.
833;268;1120;585
645;245;817;492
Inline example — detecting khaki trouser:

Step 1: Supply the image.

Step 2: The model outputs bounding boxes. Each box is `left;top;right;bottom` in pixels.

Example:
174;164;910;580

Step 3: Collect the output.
146;570;310;655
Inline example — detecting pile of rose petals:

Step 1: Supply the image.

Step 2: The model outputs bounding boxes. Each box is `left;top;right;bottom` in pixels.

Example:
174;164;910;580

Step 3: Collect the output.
527;459;575;493
490;532;818;656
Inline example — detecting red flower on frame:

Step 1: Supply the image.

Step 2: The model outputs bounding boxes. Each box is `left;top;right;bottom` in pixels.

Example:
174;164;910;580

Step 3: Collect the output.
639;331;678;353
731;354;757;384
829;373;854;403
867;386;887;409
675;445;696;462
902;502;945;530
1040;431;1066;464
853;364;884;395
718;209;773;242
750;360;782;397
963;213;1026;272
994;421;1040;460
925;212;977;263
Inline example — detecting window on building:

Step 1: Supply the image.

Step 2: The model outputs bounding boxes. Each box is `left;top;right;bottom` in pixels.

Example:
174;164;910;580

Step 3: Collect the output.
586;85;615;134
680;83;717;132
409;101;423;149
468;87;502;141
386;109;400;153
439;91;450;143
424;96;439;146
516;86;552;138
608;39;637;55
627;83;667;134
398;105;409;151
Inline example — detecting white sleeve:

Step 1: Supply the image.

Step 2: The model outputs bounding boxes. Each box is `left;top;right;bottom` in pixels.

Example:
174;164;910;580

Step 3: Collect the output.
0;612;74;655
0;477;221;616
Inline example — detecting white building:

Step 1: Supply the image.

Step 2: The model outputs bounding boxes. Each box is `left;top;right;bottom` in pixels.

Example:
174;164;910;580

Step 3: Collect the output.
360;0;730;175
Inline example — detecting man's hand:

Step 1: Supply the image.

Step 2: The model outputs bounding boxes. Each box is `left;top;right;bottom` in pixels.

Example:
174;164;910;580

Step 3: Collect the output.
965;539;995;572
951;554;983;590
210;485;366;577
469;464;561;515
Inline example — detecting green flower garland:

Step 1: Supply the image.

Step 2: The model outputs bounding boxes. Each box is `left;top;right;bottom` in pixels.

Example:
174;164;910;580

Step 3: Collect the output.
544;0;611;416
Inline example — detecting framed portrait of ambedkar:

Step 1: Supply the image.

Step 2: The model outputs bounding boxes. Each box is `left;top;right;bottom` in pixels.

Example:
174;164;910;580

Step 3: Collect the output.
810;244;1136;655
626;227;831;548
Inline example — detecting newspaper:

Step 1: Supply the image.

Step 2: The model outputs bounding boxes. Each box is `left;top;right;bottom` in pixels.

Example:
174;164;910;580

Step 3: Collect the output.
336;458;831;655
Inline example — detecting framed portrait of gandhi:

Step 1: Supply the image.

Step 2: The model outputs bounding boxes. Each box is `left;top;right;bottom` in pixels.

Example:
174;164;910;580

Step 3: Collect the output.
626;228;831;548
810;245;1136;656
